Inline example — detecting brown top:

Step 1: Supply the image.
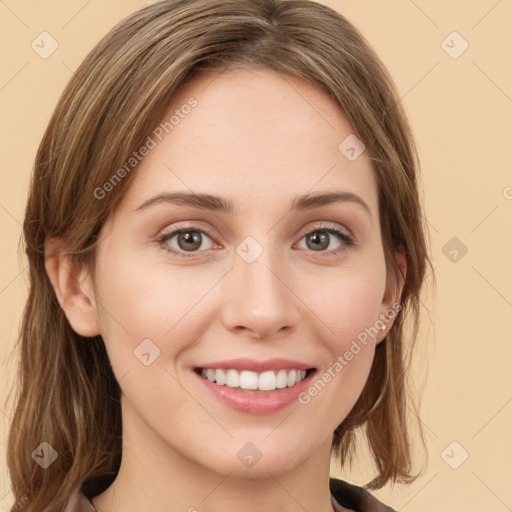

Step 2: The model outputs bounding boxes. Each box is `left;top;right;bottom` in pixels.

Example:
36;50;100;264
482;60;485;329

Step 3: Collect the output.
67;477;395;512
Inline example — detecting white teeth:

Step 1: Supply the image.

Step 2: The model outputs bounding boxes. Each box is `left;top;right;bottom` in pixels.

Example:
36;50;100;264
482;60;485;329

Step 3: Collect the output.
287;370;297;387
240;370;259;390
199;368;309;391
258;371;276;390
276;369;288;389
226;369;239;387
215;369;226;385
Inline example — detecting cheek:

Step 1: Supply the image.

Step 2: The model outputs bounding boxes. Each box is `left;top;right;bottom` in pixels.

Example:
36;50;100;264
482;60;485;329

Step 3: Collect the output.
92;260;201;426
95;230;207;324
294;258;386;419
304;259;387;348
298;281;381;432
91;247;200;375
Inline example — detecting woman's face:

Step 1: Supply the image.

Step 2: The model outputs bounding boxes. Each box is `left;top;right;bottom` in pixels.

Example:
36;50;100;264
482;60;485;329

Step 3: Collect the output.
88;68;400;477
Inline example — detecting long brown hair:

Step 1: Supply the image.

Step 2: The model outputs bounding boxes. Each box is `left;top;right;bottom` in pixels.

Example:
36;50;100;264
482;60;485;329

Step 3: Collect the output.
6;0;433;509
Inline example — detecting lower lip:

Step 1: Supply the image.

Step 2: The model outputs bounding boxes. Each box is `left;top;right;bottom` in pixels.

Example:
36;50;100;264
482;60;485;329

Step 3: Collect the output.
193;369;316;415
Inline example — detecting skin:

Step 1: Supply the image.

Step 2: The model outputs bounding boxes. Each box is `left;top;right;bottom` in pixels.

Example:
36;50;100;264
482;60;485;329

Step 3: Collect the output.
46;68;405;512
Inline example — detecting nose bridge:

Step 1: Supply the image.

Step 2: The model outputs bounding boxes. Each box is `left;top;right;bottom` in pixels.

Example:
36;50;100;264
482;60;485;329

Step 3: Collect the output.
236;234;290;306
220;233;299;337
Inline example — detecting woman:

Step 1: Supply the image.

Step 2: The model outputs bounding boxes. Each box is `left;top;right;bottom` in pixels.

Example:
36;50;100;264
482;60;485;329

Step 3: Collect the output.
6;1;432;510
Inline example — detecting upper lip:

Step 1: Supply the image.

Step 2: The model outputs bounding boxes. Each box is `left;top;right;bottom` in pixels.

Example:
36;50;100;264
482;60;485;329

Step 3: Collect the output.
195;358;315;373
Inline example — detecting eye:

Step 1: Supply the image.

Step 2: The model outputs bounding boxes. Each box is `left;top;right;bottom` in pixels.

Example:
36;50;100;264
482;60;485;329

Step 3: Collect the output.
295;223;354;255
156;225;216;258
156;222;354;259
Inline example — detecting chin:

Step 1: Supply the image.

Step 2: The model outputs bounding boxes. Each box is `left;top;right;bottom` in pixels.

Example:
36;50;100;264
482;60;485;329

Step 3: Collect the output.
195;439;312;478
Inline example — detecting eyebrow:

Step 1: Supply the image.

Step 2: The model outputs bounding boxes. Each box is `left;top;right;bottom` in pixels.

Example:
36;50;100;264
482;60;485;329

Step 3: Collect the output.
135;190;372;216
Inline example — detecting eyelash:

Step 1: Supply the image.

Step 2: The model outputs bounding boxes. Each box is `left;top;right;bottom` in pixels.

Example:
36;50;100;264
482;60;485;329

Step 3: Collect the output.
155;222;355;259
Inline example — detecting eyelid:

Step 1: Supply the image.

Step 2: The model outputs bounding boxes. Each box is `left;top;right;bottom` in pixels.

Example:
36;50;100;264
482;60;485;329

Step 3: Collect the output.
298;221;353;242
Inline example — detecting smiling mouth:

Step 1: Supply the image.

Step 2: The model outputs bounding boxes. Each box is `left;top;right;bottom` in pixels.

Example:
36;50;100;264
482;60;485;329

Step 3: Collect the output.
194;367;316;392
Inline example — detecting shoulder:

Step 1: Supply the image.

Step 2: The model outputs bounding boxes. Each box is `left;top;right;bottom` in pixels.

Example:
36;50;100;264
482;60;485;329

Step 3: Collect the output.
330;477;396;512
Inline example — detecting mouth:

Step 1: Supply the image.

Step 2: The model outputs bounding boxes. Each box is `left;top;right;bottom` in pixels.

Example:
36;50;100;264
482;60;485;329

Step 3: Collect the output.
193;367;317;393
192;358;318;414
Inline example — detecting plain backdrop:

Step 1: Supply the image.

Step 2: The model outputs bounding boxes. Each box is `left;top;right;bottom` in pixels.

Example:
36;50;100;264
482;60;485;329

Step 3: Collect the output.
1;1;511;510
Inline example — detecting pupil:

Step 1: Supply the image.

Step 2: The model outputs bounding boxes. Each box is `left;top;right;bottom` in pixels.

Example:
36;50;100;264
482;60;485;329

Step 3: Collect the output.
180;231;201;251
309;232;328;251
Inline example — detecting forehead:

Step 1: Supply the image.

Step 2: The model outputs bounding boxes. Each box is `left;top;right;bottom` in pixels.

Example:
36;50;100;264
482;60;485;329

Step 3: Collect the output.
119;67;378;216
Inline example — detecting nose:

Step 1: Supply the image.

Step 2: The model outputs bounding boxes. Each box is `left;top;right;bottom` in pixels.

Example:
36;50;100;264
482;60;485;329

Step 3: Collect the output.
220;241;300;340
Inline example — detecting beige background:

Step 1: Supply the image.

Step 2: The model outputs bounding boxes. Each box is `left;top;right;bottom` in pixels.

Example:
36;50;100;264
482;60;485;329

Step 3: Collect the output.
1;0;511;510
